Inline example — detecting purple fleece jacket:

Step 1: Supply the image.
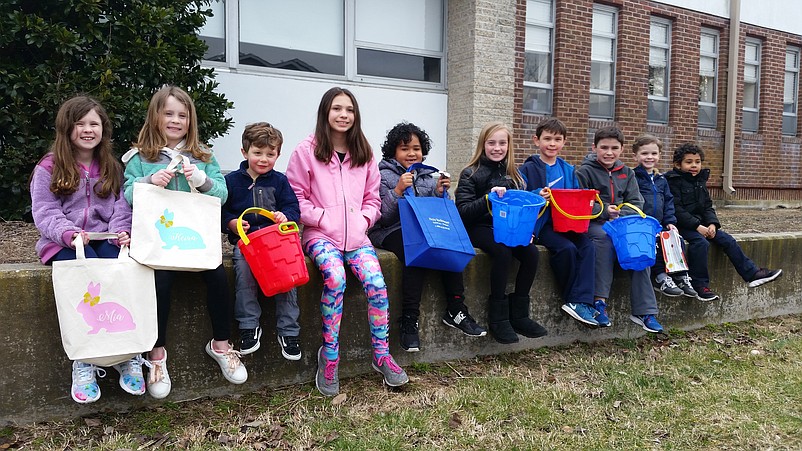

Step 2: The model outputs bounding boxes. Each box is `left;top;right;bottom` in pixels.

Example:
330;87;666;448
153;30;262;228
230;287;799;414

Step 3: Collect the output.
30;154;132;263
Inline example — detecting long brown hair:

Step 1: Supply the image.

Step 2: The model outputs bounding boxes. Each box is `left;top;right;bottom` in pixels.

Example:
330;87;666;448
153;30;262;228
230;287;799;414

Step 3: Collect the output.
462;122;524;189
133;85;210;162
313;87;372;167
47;95;122;198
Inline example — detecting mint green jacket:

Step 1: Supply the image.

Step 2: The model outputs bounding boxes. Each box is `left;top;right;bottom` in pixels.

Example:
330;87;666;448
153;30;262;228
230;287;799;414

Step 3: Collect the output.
122;144;228;206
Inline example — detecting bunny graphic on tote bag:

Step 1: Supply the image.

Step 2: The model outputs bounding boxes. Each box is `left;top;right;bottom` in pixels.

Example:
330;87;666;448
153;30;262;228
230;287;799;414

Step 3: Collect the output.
76;282;137;334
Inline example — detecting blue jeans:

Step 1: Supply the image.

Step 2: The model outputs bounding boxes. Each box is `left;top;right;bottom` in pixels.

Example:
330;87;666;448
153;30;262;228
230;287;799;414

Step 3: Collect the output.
232;246;300;336
678;227;758;288
536;223;595;306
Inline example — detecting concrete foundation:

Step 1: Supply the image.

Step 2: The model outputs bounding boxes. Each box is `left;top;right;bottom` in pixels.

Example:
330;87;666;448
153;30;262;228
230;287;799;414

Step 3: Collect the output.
1;232;800;425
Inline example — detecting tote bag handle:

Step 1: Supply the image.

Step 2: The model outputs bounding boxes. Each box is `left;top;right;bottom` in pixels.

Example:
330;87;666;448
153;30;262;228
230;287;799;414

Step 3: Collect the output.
165;154;201;193
72;232;124;259
403;163;446;198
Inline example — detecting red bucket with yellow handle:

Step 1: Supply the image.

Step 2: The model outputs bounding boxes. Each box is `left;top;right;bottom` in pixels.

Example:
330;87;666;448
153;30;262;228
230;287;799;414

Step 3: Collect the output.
237;207;309;297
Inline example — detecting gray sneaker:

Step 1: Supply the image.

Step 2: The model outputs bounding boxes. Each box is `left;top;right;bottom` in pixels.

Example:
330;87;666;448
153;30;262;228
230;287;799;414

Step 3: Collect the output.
372;354;409;387
315;346;339;397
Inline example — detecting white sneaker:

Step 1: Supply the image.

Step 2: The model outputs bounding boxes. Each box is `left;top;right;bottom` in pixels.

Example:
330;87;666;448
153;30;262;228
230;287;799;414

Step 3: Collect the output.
113;355;146;396
145;350;172;399
71;361;105;404
205;340;248;384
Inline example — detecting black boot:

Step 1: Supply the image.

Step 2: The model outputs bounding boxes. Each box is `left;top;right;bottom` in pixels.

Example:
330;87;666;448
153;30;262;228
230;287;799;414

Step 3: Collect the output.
399;315;420;352
509;294;548;338
487;296;519;344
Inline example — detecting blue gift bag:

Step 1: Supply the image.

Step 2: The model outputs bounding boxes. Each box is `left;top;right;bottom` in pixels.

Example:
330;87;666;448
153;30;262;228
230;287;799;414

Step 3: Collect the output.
399;164;476;272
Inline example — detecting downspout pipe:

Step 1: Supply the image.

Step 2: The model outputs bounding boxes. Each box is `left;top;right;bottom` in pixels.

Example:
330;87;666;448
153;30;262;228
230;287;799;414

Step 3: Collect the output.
722;0;740;194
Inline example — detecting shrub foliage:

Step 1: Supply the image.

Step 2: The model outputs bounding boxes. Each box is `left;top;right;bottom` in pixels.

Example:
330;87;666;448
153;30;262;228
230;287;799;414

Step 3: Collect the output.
0;0;232;219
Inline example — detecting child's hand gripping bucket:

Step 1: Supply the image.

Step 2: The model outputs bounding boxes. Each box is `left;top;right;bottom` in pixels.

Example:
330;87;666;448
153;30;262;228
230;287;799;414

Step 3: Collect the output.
548;189;602;233
601;203;662;271
487;190;547;246
237;207;309;297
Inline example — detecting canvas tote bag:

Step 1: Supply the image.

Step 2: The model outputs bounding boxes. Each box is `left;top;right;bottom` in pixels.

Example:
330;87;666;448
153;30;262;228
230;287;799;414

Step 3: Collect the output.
130;154;222;271
53;233;158;366
398;163;475;272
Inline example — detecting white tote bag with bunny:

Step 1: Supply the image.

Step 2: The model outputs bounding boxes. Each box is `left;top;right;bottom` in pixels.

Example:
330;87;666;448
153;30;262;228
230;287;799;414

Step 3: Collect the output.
52;233;158;367
130;154;222;271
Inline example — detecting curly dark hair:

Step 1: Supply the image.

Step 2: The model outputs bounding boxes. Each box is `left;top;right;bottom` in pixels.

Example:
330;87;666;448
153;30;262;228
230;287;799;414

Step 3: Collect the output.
380;122;432;160
672;142;705;165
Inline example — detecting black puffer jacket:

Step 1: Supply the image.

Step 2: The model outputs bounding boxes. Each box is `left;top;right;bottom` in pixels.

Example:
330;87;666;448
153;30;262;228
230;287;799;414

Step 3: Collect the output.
664;168;720;230
455;156;519;228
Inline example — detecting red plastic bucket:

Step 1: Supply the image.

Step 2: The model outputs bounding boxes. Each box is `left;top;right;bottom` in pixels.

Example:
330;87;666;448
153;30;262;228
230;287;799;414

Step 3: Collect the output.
237;208;309;297
549;189;601;233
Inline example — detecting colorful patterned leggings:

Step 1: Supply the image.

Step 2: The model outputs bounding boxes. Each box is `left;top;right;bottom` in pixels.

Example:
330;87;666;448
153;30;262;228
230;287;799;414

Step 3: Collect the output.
305;239;390;361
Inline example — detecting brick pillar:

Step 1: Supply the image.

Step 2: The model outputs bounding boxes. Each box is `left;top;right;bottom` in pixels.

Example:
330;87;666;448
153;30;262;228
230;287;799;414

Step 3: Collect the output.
447;0;518;175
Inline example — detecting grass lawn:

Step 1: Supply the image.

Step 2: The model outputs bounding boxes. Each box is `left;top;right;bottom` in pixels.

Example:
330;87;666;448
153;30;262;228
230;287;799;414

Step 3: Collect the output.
4;315;802;450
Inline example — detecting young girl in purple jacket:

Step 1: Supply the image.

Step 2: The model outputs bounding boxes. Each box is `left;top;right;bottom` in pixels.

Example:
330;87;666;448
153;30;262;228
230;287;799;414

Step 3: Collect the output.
286;87;408;397
30;95;140;404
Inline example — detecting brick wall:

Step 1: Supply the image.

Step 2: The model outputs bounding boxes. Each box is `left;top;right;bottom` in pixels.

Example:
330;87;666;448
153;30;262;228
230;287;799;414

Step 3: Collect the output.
508;0;802;202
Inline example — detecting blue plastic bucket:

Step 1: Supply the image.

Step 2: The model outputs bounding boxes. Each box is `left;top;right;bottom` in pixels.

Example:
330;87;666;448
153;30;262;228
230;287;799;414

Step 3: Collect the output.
602;214;662;270
488;190;547;246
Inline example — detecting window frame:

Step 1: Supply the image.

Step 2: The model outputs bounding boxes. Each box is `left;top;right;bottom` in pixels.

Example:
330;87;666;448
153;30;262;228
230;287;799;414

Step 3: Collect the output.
523;0;555;115
783;46;800;136
197;0;447;90
647;16;671;124
589;4;618;120
742;37;762;133
698;27;719;129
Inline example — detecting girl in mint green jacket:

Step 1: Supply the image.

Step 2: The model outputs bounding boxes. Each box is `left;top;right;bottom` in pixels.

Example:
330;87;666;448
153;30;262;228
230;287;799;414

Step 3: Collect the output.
122;86;245;400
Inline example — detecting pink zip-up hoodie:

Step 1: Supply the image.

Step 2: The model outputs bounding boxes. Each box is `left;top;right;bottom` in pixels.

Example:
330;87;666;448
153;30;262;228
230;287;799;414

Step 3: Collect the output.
286;134;381;252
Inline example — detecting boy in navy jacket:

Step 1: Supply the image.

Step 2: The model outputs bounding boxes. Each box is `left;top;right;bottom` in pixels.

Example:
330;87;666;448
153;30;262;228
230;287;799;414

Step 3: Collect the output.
519;118;598;327
222;122;302;359
631;134;697;299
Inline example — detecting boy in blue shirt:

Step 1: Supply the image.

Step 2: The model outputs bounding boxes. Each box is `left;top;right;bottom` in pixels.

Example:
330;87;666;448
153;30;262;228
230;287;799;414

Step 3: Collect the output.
575;126;663;333
519;118;599;327
631;134;697;299
222;122;303;359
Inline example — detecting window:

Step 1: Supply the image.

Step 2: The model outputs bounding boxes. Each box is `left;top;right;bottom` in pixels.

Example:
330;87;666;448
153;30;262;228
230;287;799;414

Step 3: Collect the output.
198;0;445;87
742;38;761;133
590;5;618;120
648;17;671;124
523;0;554;115
783;46;800;136
698;28;719;128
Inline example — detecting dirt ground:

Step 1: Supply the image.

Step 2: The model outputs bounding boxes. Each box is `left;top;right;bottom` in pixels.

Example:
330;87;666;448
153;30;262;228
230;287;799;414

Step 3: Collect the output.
2;206;801;264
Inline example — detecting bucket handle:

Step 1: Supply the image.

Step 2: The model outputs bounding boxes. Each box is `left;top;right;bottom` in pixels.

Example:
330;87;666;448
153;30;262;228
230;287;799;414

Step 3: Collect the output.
484;190;548;220
546;188;603;220
237;207;299;246
403;163;447;198
613;202;647;218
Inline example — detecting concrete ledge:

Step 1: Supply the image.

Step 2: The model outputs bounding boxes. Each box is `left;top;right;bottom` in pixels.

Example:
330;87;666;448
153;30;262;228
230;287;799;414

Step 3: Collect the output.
2;233;801;424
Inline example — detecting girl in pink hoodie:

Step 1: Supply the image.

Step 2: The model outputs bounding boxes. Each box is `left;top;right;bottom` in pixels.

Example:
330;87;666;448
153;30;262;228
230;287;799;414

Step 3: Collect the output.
286;87;408;397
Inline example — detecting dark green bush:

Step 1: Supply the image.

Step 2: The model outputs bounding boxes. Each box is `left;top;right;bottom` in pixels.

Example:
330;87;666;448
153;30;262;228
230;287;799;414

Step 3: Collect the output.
0;0;232;220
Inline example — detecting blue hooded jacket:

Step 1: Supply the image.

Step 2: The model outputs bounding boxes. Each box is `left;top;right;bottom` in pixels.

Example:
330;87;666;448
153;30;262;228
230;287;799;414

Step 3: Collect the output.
633;165;676;228
518;154;579;237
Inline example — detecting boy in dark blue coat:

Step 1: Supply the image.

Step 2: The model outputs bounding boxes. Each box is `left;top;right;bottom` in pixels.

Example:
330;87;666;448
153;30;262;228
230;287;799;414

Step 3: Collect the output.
222;122;302;359
631;134;697;299
519;118;599;327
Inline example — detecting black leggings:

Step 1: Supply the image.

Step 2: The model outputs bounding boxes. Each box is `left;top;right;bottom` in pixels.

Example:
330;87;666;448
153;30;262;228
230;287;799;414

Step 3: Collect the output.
467;225;538;299
154;264;231;347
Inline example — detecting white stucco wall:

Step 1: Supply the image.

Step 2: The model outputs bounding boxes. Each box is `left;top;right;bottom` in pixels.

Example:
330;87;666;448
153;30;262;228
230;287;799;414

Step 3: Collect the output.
206;70;449;174
656;0;802;35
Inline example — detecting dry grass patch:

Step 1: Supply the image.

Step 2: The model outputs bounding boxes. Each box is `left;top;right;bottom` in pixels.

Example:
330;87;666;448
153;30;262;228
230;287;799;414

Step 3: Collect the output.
5;315;802;450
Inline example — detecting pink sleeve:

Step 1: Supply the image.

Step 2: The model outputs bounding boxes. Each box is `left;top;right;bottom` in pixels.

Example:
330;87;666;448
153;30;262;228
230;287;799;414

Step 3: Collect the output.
286;144;324;228
361;159;382;228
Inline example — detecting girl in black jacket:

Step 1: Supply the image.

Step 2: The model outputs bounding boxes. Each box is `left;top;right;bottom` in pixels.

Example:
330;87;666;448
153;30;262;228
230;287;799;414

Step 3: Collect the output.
455;122;547;344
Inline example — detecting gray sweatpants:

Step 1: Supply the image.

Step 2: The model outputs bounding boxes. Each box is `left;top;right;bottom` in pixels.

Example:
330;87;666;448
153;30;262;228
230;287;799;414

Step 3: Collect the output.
232;246;301;336
586;221;659;316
